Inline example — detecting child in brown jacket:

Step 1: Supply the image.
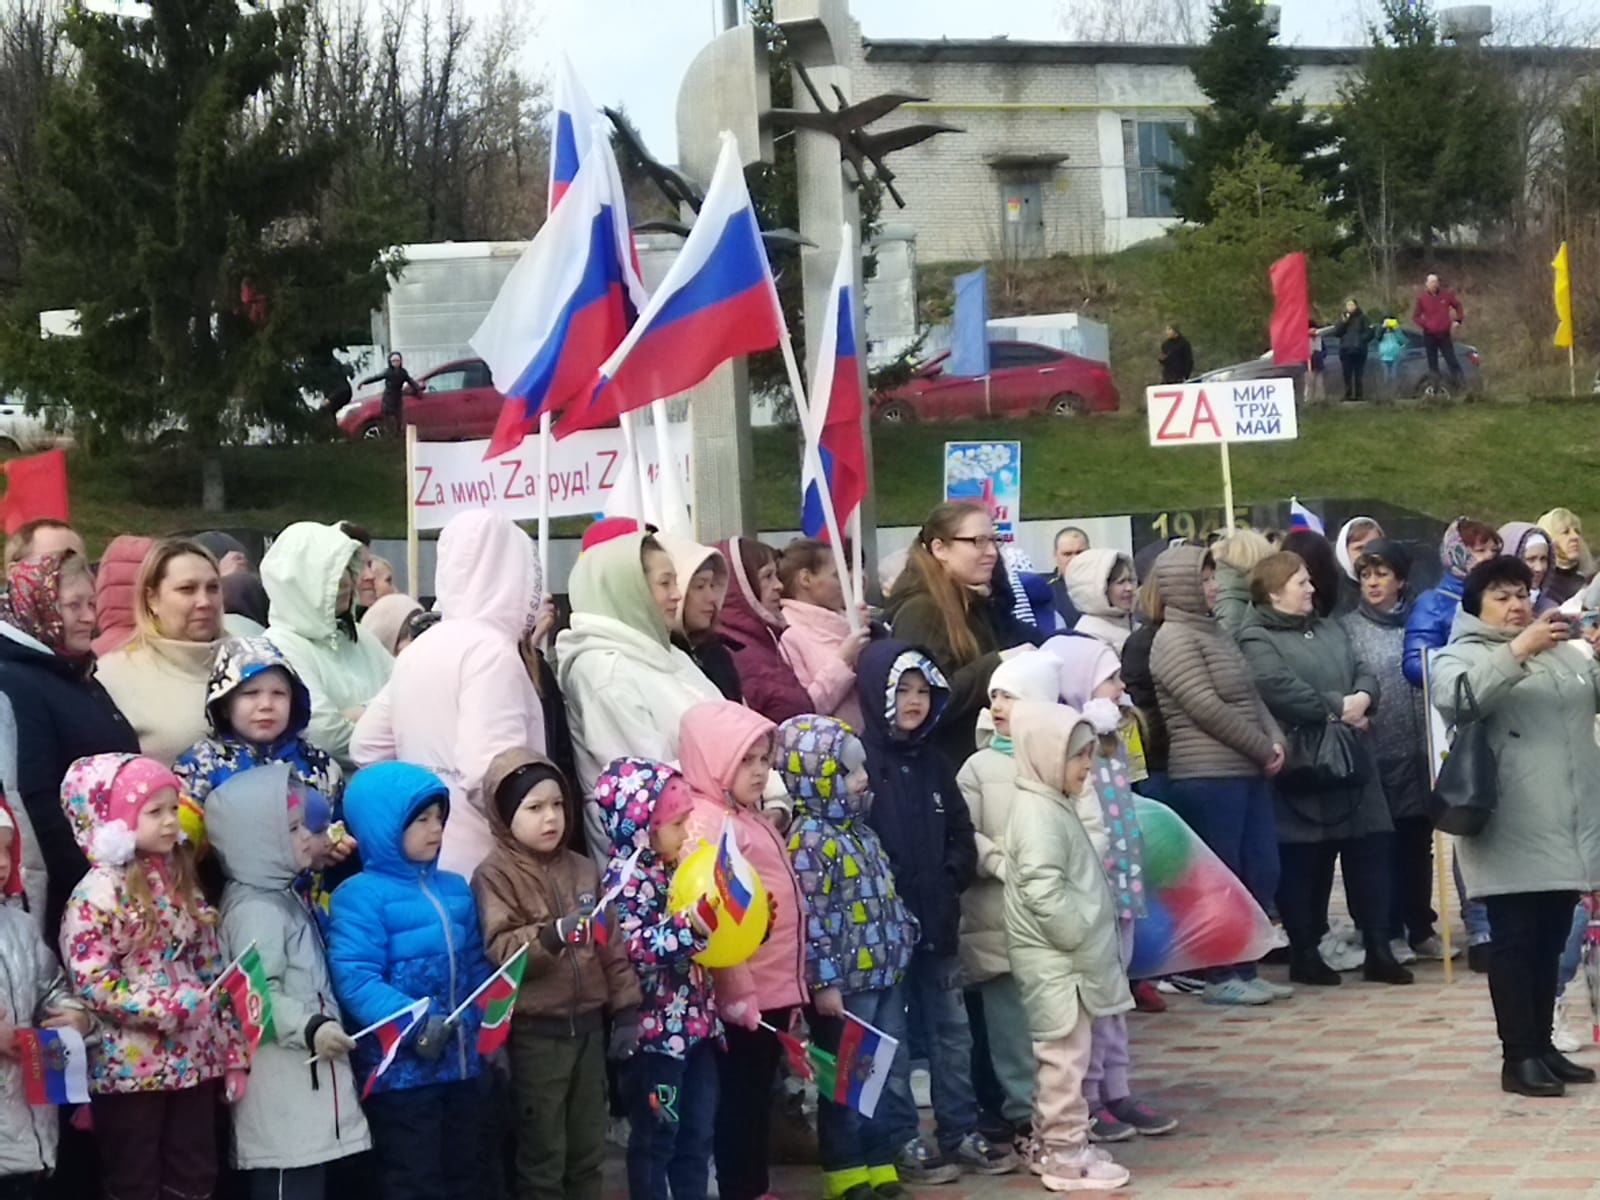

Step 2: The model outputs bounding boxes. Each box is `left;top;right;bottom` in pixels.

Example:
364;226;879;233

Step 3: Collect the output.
472;749;642;1200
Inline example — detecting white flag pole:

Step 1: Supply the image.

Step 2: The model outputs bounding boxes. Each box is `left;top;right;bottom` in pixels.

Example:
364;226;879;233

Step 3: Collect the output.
536;411;552;585
849;508;866;611
203;940;256;1000
304;997;432;1066
446;941;530;1026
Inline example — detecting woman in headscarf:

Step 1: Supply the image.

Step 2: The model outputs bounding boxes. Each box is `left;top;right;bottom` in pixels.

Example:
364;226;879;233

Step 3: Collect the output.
1499;522;1554;613
352;510;544;876
556;531;722;861
96;538;227;765
1536;508;1592;609
0;552;137;937
715;536;816;724
1332;516;1384;617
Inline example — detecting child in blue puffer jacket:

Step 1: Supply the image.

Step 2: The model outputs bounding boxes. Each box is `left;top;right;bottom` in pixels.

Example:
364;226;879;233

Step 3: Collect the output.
328;763;493;1200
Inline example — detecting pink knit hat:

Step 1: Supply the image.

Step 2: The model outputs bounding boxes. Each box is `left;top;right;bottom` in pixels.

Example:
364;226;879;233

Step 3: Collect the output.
106;758;183;831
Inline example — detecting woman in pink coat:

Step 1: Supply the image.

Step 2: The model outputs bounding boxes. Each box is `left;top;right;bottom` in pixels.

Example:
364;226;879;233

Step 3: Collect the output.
715;537;818;725
777;537;870;731
89;535;154;658
351;510;545;876
680;699;808;1200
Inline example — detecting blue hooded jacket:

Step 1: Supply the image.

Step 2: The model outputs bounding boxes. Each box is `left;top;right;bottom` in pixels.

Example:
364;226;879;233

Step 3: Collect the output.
327;762;492;1094
854;639;978;958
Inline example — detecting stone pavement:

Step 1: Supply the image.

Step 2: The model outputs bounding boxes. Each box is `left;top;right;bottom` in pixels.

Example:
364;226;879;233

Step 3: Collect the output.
602;955;1600;1199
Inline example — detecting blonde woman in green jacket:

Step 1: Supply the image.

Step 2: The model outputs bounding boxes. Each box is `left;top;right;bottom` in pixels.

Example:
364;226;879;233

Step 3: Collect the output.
1003;701;1132;1193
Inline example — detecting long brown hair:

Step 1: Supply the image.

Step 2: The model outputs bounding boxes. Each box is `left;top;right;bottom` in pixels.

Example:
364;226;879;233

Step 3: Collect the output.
131;538;221;646
895;501;989;664
126;843;213;931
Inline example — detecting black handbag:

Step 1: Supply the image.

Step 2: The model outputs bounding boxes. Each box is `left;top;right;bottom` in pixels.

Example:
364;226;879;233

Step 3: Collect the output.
1278;717;1367;795
1428;674;1498;837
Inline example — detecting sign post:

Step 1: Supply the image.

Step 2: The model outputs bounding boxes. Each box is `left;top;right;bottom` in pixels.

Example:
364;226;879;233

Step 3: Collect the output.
1145;378;1298;518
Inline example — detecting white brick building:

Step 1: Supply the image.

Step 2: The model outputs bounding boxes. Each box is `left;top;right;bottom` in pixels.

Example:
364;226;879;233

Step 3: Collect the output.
844;31;1582;263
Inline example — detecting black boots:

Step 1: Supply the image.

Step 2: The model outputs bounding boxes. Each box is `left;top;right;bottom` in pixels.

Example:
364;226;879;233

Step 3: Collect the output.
1541;1051;1598;1085
1289;948;1341;986
1362;936;1415;985
1468;942;1492;974
1503;1058;1565;1097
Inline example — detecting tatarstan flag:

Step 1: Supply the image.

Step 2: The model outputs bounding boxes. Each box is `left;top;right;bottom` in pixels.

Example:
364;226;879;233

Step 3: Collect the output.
219;944;275;1057
476;950;528;1055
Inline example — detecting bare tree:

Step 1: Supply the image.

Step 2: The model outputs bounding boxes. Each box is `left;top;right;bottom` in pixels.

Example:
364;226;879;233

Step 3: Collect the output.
1057;0;1205;44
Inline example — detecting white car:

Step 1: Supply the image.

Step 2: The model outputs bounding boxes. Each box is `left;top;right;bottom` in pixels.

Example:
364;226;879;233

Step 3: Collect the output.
0;398;72;454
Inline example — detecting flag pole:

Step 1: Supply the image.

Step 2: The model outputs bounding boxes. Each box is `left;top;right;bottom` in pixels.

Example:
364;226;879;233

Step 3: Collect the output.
779;326;860;634
1570;344;1578;399
446;942;529;1026
1220;441;1235;524
405;424;421;598
849;508;865;610
536;411;552;585
304;997;433;1065
203;941;256;1000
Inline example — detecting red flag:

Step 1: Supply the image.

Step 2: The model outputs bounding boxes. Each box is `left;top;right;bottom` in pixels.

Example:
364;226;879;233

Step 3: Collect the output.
0;449;69;536
1269;252;1311;367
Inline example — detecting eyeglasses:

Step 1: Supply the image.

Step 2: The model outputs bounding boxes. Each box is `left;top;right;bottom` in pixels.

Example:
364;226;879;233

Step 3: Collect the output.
947;535;1001;552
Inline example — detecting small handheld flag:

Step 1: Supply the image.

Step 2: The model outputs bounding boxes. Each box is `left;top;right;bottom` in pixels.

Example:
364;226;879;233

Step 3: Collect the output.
15;1027;90;1105
592;847;643;948
1288;497;1325;535
713;819;756;924
360;998;431;1099
758;1013;899;1118
474;946;529;1056
218;943;275;1057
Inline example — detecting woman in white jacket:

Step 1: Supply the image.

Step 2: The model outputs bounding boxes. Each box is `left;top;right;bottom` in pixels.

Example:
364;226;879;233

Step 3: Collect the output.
556;532;723;862
351;510;544;876
1064;548;1137;652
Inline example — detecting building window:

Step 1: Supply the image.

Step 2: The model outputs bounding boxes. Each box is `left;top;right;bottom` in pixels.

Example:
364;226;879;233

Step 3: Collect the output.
1122;120;1187;219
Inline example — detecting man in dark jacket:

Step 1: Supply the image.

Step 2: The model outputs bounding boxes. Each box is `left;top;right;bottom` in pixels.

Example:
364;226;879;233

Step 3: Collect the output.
1158;324;1194;384
856;640;1017;1183
1047;525;1089;629
361;352;420;438
1411;274;1465;386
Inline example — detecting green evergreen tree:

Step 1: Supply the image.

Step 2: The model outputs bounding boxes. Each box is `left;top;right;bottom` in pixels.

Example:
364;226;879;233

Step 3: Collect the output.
0;0;403;495
1166;0;1335;223
1336;0;1518;253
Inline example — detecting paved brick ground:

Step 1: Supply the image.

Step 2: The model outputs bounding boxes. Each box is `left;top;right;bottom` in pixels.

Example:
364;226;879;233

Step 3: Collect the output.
603;955;1600;1199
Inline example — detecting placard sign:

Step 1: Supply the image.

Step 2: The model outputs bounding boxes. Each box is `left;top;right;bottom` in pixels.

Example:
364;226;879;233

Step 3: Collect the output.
409;422;692;532
1145;378;1298;447
944;440;1022;541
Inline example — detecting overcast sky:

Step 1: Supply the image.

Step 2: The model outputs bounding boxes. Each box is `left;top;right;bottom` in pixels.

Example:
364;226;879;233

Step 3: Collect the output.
474;0;1567;161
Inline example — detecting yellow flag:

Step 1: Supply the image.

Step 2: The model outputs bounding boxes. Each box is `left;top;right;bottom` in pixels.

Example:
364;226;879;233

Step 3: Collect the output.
1553;241;1574;349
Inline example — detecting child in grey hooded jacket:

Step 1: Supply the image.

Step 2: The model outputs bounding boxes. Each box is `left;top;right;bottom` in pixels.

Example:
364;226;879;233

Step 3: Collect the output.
206;764;370;1200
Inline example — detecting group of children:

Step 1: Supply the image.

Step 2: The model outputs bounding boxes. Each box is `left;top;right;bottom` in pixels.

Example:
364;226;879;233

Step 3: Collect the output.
0;623;1174;1200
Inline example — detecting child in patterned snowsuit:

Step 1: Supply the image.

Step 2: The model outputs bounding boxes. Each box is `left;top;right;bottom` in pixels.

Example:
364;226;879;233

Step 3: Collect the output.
780;715;919;1200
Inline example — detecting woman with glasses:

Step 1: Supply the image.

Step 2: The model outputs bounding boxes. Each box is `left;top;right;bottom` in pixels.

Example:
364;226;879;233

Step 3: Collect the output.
884;501;1031;765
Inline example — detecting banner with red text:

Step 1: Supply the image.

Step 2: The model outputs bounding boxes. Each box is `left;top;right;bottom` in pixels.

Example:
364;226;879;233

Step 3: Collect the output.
410;422;692;532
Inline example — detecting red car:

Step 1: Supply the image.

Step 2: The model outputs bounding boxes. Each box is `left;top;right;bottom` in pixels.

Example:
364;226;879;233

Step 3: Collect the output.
873;340;1120;422
338;357;505;441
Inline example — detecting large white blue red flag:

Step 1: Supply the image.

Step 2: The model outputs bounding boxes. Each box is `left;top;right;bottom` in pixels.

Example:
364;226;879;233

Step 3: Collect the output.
562;133;784;438
548;55;595;210
801;230;868;543
470;129;647;458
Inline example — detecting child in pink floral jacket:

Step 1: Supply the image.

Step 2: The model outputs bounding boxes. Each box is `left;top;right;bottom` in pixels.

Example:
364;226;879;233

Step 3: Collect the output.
58;753;244;1200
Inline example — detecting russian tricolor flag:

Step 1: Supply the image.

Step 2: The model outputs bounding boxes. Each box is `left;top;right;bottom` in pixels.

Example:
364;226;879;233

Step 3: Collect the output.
802;230;868;542
470;128;647;459
548;55;595;211
1289;497;1325;535
16;1027;90;1106
562;132;784;438
361;997;431;1099
713;818;757;924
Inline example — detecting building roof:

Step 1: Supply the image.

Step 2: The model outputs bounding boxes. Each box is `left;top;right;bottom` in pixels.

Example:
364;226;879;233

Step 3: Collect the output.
861;37;1590;70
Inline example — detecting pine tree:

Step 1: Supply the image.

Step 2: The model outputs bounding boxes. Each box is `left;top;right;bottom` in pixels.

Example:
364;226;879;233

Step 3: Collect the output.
1165;0;1336;223
0;0;403;504
1337;0;1519;258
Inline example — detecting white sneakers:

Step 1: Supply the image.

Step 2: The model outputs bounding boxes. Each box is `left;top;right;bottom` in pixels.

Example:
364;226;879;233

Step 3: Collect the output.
1039;1146;1131;1192
1388;938;1419;965
1319;924;1365;973
1555;985;1586;1054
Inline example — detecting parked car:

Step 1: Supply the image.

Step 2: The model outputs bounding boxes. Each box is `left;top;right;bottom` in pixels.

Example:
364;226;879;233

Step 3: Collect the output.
1195;327;1484;402
0;395;73;454
872;340;1120;422
337;357;504;441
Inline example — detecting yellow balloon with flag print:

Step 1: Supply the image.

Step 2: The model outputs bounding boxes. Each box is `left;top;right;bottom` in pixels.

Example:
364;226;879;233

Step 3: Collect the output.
668;838;771;968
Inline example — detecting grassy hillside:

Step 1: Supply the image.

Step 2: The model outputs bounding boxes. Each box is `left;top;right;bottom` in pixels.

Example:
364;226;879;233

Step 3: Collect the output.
45;396;1600;554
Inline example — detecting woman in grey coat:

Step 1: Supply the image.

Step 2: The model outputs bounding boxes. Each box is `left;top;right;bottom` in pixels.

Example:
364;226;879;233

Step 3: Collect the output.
1338;540;1444;964
1239;551;1412;988
1431;556;1600;1098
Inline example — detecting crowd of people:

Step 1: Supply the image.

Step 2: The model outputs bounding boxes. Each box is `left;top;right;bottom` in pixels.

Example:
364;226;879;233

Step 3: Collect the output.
0;496;1597;1200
